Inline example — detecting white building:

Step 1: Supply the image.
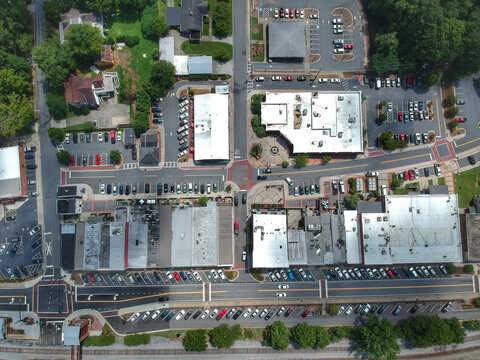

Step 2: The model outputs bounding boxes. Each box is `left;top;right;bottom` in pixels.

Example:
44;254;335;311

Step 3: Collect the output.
261;91;363;154
0;146;24;200
252;213;289;268
194;94;229;162
362;194;462;265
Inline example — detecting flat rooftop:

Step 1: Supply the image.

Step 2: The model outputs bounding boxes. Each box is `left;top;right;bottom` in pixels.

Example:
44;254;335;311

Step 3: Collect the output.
466;213;480;261
268;21;306;58
252;213;289;268
362;194;462;265
261;91;363;154
0;146;22;199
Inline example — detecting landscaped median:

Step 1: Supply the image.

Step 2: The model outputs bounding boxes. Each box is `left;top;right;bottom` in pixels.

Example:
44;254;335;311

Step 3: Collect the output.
181;40;233;62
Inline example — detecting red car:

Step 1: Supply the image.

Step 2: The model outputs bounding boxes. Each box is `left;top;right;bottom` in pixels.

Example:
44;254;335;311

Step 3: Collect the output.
110;130;116;144
173;271;181;281
289;8;294;17
404;170;410;181
279;8;284;18
385;267;395;278
398;112;403;122
283;76;293;81
344;45;353;50
234;221;239;235
301;309;310;318
284;307;293;317
69;156;75;166
456;117;466;122
96;154;101;165
88;274;96;283
400;134;406;141
409;169;415;179
216;308;227;321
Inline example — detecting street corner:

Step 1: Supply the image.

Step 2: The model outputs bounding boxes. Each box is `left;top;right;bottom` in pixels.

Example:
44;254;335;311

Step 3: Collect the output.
248;135;290;169
250;182;285;206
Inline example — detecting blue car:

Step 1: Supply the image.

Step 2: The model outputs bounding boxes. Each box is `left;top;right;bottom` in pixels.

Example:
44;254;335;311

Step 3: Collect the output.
419;101;423;111
108;273;116;283
286;269;295;280
152;107;162;113
81;274;89;284
119;185;124;195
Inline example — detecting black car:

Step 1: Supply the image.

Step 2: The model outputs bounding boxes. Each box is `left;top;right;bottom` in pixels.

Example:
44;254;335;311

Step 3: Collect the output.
424;168;430;177
332;181;338;195
25;154;34;159
264;311;274;320
234;197;238;206
132;147;137;160
159;296;169;302
82;155;87;166
164;183;168;193
410;305;419;313
297;76;307;81
242;193;247;204
27;164;37;170
410;134;414;143
232;309;243;320
257;175;267;180
192;310;202;319
179;144;188;152
104;132;108;142
31;239;42;249
468;155;476;165
73;133;78;143
86;133;91;143
178;95;187;103
125;185;130;195
263;168;272;174
170;185;175;193
165;312;175;322
160;310;169;319
369;81;375;88
179;271;187;281
370;305;379;314
299;186;304;195
107;184;112;194
377;305;387;314
315;184;320;193
184;310;193;320
145;183;150;193
394;133;399;141
153;271;161;281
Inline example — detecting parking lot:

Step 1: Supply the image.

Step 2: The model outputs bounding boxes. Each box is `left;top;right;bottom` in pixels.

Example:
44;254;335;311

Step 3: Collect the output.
257;0;365;70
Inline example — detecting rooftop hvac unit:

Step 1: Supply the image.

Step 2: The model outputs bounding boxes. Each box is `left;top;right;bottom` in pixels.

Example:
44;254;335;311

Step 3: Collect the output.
338;132;343;138
338;96;344;101
377;217;382;222
383;216;388;221
348;117;356;123
365;219;370;223
381;249;386;255
364;234;369;239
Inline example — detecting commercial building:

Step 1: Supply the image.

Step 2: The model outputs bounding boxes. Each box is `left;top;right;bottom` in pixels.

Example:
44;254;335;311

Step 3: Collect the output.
252;213;289;268
194;94;229;162
361;194;462;265
261;91;363;154
466;213;480;262
268;22;306;60
0;146;26;201
188;56;213;74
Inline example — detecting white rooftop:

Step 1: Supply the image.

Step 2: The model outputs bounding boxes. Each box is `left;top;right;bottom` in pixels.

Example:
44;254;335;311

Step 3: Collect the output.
362;194;462;265
252;214;289;268
0;146;22;199
194;94;229;161
174;55;189;75
261;91;363;153
343;210;362;264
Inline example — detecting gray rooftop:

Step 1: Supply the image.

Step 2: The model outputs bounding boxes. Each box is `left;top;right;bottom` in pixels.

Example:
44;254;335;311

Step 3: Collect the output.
181;0;207;33
304;215;335;265
165;7;181;26
124;128;135;147
357;201;383;213
63;326;80;345
127;221;148;269
188;56;212;74
268;22;306;58
428;185;449;194
287;229;307;265
159;36;174;65
466;214;480;261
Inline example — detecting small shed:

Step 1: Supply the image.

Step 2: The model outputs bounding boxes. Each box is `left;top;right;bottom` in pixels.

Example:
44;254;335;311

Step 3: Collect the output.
63;326;80;345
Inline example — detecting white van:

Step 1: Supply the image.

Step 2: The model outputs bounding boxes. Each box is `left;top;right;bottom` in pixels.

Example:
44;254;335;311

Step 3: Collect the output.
375;77;381;89
255;77;265;82
339;180;345;194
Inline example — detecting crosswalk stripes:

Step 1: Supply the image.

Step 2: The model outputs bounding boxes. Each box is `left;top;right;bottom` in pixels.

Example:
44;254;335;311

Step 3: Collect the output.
247;81;253;91
121;163;138;169
341;79;350;91
163;162;177;168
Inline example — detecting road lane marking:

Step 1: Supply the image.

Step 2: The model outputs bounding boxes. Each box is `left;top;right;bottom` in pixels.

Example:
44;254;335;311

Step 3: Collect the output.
435;98;442;138
70;176;116;179
258;288;319;292
380;153;430;164
75;290;227;303
264;163;367;176
456;137;480;148
329;283;472;291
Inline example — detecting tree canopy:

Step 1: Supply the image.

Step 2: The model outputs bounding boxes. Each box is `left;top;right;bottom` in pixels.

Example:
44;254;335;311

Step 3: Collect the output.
356;314;400;360
264;321;291;350
65;24;104;58
148;60;176;98
209;324;242;348
291;323;316;348
183;329;207;352
401;315;465;348
212;3;232;37
0;94;33;137
33;37;75;87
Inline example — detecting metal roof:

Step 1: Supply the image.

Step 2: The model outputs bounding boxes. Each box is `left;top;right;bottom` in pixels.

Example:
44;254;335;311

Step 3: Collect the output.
188;56;212;74
0;146;22;199
252;214;289;268
268;22;306;58
63;326;80;345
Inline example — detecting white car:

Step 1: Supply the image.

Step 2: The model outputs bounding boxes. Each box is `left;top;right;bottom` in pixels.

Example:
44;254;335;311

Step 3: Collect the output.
344;306;353;315
98;132;103;142
193;271;202;282
100;184;105;194
217;269;226;280
179;106;188;114
178;150;188;158
201;310;210;319
151;309;162;320
330;78;341;83
166;271;173;280
274;8;279;18
179;100;188;107
209;309;219;319
0;245;6;255
175;310;186;320
337;305;346;315
29;225;41;236
242;251;246;261
29;191;39;197
332;24;343;29
272;76;282;81
206;184;211;194
243;308;252;318
117;132;122;141
318;78;328;83
179;113;188;120
332;18;343;24
210;269;219;279
250;308;260;318
65;133;70;144
276;293;286;297
130;312;140;322
278;284;289;289
333;48;344;54
141;311;151;321
300;9;304;18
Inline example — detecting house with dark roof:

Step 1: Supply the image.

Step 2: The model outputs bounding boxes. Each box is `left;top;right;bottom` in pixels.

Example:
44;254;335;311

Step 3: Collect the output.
59;8;104;45
139;131;160;167
166;0;208;41
64;72;119;109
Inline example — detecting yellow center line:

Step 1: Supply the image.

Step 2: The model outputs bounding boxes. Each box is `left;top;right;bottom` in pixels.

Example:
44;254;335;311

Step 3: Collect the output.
329;284;471;291
436;98;442;138
75;290;227;303
380;153;430;164
266;164;367;177
456;137;480;148
71;176;116;179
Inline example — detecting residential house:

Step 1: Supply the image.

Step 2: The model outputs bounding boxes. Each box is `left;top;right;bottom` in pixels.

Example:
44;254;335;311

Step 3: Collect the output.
166;0;208;42
64;72;119;109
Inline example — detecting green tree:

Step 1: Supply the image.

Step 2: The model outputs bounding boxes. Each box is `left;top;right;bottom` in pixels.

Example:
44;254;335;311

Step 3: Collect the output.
447;264;458;274
322;155;332;164
357;315;400;360
43;0;61;25
212;3;232;36
344;194;360;210
446;106;459;117
315;327;330;349
33;38;75;87
47;127;65;142
371;52;400;74
282;161;289;168
473;298;480;308
0;94;33;138
250;94;263;115
294;154;310;167
46;91;68;120
445;94;457;107
291;323;316;348
464;320;480;331
56;150;71;165
379;100;387;107
215;47;230;62
183;329;207;352
209;324;241;348
198;196;209;206
464;264;474;273
264;321;291;350
149;60;176;97
379;131;407;151
327;304;340;316
420;69;443;88
83;121;93;132
0;68;31;101
392;173;402;189
250;143;262;157
401;314;459;348
379;113;388;122
152;48;160;61
444;318;465;344
65;24;103;59
110;150;121;163
328;327;345;343
225;184;232;192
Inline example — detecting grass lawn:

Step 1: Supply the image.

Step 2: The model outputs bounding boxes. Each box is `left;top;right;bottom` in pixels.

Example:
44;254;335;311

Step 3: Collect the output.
181;40;232;60
428;179;433;186
209;0;232;36
454;167;480;207
110;12;157;80
438;177;446;185
202;21;209;36
251;44;264;62
151;330;186;338
393;188;415;195
250;17;263;41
